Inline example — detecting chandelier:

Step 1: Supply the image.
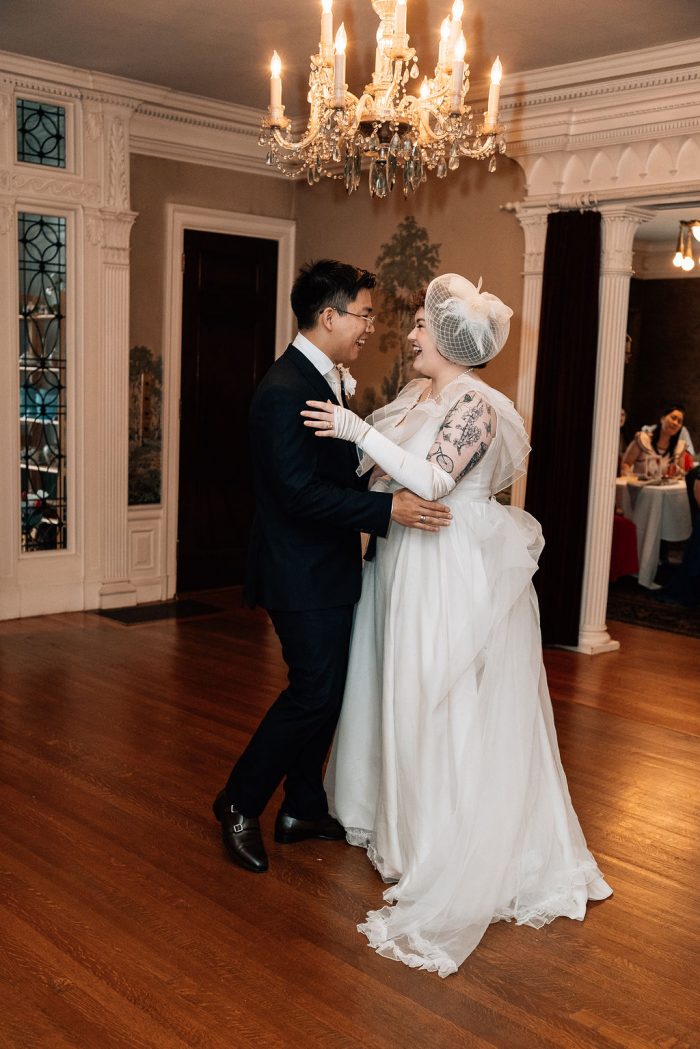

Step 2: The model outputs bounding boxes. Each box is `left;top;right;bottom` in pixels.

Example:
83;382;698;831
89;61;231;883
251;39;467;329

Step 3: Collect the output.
672;220;700;272
259;0;505;197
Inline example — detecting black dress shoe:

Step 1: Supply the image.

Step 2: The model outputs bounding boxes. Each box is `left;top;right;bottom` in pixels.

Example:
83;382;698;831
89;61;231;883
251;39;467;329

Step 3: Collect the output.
212;791;268;873
274;810;346;844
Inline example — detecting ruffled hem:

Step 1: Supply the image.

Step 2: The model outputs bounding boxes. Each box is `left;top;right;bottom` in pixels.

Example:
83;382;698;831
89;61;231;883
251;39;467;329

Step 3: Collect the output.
354;860;612;977
345;827;398;884
358;909;458;979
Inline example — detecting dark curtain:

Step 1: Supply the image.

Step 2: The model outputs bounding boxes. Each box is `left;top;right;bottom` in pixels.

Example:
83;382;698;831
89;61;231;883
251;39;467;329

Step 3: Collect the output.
524;210;601;646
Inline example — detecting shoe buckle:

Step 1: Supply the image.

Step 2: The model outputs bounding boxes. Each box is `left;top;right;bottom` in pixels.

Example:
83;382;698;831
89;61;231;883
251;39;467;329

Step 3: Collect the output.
232;820;244;833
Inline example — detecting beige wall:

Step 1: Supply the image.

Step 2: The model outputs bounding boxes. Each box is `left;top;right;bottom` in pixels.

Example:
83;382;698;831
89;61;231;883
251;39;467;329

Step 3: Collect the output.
294;156;526;404
129;153;525;403
129;155;296;356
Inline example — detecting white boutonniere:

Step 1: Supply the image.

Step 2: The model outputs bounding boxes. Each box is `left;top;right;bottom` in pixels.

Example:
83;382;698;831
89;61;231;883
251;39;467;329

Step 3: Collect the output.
338;364;357;398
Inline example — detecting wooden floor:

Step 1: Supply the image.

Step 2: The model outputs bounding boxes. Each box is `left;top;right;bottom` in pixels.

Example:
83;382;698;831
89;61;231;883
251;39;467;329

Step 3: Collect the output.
1;593;698;1049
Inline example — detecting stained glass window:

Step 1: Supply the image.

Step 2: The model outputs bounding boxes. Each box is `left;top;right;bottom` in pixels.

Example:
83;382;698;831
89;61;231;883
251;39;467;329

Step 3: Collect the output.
19;213;67;552
16;99;66;168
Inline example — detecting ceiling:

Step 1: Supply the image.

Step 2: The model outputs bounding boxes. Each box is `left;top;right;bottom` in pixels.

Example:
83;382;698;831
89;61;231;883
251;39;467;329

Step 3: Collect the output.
2;0;699;115
636;207;700;245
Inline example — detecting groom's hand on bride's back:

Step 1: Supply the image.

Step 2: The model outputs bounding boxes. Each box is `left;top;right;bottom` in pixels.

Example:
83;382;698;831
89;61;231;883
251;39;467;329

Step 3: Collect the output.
391;489;452;532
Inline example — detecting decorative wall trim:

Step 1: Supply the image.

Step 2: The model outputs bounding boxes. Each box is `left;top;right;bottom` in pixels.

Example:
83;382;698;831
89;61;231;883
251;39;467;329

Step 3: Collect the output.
3;38;699;184
161;205;296;600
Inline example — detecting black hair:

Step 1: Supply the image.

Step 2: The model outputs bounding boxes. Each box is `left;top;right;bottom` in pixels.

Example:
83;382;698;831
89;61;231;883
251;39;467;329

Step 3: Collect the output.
290;259;376;330
652;404;686;459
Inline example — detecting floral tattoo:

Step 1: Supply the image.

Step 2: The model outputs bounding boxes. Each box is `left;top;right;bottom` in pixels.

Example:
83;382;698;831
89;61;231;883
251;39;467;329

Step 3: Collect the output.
427;393;494;482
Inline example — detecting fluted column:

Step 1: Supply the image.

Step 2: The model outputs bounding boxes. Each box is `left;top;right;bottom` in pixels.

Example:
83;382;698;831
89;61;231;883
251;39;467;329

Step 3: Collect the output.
576;206;652;653
510;206;549;509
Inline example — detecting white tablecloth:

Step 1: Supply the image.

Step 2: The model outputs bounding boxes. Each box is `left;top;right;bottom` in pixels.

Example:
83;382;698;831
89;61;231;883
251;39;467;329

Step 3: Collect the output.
615;478;692;587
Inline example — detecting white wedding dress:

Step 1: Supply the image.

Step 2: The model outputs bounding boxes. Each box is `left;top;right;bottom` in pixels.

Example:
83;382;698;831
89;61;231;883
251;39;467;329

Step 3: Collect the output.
325;373;612;977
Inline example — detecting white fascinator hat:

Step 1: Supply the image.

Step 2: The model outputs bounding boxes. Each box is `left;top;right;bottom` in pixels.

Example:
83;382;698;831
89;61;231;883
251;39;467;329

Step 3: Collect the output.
424;273;513;365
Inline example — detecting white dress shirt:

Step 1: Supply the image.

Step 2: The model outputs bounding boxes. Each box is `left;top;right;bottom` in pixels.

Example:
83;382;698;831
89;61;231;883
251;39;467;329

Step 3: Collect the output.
293;332;341;401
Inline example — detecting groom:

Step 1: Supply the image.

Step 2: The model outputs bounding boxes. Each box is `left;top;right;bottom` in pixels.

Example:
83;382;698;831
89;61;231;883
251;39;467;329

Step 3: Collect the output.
213;259;452;872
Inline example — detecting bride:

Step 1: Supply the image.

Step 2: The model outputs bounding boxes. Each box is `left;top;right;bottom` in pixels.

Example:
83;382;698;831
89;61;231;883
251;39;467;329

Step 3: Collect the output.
301;273;612;977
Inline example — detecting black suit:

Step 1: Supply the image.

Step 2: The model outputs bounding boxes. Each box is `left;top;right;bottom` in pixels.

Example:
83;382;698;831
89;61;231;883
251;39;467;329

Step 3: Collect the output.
225;344;393;819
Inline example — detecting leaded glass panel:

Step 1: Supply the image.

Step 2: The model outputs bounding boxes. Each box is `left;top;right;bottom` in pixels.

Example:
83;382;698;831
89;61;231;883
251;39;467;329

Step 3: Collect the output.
16;99;66;168
19;213;67;552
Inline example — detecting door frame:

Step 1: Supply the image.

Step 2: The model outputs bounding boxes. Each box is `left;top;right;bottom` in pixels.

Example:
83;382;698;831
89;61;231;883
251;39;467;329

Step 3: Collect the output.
162;205;295;598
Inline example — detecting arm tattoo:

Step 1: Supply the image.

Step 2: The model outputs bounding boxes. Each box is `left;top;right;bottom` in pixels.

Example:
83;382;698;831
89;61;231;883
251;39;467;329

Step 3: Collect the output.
454;442;488;483
427;392;494;480
430;443;455;473
439;394;487;455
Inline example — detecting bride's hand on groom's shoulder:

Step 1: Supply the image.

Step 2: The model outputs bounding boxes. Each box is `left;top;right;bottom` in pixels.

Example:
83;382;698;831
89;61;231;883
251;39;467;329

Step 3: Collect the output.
391;489;452;532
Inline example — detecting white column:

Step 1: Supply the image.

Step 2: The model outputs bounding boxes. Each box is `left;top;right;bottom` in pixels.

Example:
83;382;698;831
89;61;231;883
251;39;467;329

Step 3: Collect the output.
510;206;549;509
84;105;139;609
576;205;652;654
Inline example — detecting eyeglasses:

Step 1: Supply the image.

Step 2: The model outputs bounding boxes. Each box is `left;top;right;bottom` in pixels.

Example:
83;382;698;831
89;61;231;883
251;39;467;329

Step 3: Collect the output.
334;308;376;326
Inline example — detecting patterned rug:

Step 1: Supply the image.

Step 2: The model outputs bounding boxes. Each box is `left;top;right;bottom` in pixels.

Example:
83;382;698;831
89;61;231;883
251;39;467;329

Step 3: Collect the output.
607;571;700;638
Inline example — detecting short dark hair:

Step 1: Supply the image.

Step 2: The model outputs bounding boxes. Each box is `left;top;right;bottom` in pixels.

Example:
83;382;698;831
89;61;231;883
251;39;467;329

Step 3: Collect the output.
411;286;428;312
291;259;376;330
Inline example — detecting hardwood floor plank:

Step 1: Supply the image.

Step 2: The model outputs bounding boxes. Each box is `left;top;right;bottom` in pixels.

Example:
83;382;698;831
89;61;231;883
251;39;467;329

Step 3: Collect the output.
1;597;698;1048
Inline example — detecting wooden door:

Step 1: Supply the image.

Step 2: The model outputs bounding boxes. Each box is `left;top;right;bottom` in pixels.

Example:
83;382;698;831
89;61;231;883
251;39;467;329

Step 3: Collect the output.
177;231;278;592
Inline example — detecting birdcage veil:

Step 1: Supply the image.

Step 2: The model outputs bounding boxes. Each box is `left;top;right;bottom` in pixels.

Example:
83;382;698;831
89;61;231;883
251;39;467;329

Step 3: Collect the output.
424;273;513;365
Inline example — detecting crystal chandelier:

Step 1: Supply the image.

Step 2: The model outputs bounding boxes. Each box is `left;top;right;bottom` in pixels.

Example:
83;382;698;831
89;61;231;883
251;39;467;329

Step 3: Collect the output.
259;0;506;197
672;220;700;272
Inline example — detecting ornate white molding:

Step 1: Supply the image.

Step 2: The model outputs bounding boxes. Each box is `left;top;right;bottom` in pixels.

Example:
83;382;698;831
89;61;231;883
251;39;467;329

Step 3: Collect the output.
2;38;698;183
0;205;12;236
0;167;101;203
0;94;10;125
85;109;104;141
107;117;128;209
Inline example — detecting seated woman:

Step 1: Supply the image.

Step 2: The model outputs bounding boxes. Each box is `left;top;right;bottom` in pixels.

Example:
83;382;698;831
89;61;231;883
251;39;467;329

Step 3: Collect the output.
622;405;687;478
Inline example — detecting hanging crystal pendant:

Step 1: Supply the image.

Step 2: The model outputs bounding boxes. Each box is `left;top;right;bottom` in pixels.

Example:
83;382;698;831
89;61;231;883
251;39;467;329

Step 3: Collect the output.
436;155;447;178
265;150;273;166
488;156;497;173
389;132;401;155
387;150;397;189
448;142;460;170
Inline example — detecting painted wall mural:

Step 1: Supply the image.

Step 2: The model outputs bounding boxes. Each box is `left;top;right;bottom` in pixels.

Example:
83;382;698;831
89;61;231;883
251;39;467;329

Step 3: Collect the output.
128;345;162;504
357;215;441;417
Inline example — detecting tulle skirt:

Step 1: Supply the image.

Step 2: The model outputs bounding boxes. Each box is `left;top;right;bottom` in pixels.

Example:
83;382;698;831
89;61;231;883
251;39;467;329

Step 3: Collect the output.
325;493;612;977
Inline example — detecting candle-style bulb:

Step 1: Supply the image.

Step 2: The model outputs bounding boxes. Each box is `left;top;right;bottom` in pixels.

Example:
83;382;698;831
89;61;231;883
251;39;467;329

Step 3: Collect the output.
270;51;282;77
454;32;467;62
420;76;430;99
491;56;502;85
672;251;683;268
376;26;383;44
440;17;451;42
452;0;464;20
335;23;347;54
322;0;332;12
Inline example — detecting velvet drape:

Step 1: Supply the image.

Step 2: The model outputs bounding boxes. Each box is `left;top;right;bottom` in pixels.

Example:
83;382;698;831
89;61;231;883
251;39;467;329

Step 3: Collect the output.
525;210;602;646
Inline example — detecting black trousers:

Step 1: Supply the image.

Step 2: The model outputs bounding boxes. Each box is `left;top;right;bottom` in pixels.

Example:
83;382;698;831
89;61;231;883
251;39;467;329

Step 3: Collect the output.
224;605;354;819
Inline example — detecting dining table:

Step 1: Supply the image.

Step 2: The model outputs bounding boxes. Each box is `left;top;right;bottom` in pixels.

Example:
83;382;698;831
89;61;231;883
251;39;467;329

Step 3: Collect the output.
615;476;692;588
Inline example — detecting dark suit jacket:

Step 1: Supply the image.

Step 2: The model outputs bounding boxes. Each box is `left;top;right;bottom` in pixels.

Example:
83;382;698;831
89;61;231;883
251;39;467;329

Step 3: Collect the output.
244;345;393;611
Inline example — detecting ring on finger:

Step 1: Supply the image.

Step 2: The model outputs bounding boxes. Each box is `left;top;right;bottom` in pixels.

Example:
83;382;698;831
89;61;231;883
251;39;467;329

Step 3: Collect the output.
419;514;426;523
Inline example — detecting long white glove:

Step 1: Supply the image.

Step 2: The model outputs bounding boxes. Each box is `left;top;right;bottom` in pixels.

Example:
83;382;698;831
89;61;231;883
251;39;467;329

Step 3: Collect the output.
333;406;456;501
